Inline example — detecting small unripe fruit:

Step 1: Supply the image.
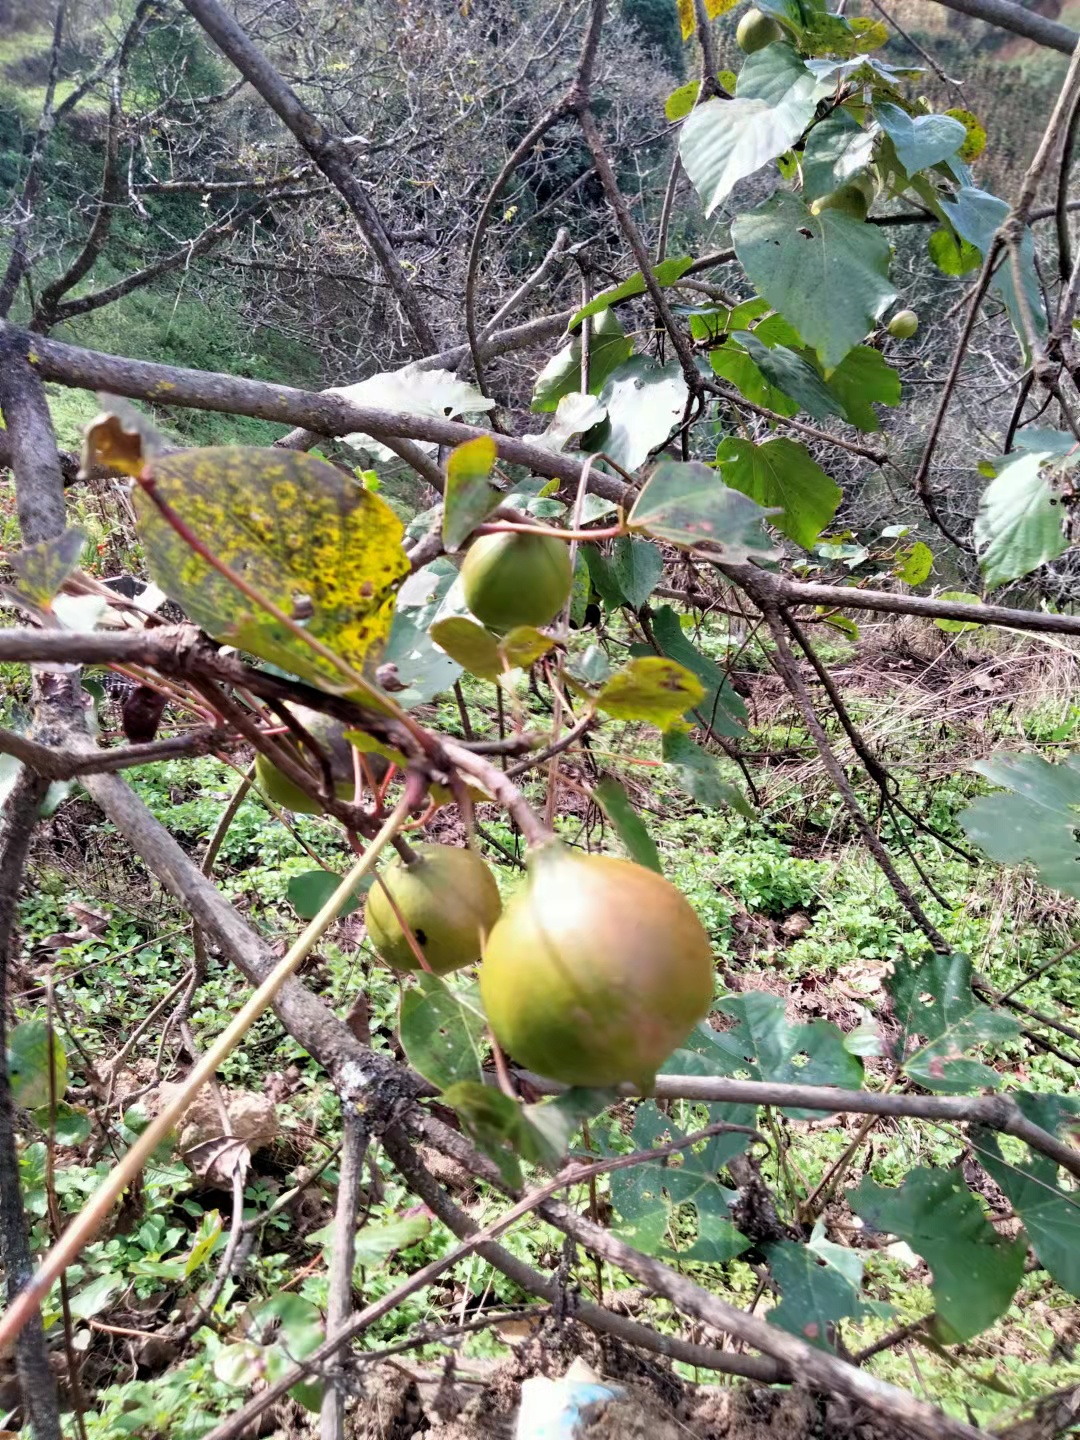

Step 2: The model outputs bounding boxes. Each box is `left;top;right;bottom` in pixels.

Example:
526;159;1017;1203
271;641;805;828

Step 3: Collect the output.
887;309;919;339
479;844;715;1089
254;705;387;813
367;842;502;974
462;531;573;632
737;7;784;51
809;183;870;222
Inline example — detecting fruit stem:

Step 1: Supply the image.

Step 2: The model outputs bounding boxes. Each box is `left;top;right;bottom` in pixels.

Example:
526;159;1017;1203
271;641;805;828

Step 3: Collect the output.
391;834;420;866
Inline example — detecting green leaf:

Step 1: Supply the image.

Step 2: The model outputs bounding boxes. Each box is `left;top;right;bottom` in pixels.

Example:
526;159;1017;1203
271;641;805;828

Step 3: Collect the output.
184;1210;223;1277
716;436;840;549
399;973;487;1092
928;226;981;277
570;257;694;328
609;1101;749;1260
714;991;864;1111
586;357;689;471
889;951;1018;1093
941;188;1046;354
430;615;501;681
308;1211;431;1267
974;450;1068;589
824;345;901;432
332;368;493;455
523;1087;617;1160
67;1272;124;1322
679;47;819;213
382;605;461;706
135;448;409;691
287;869;365;920
8;1020;67;1110
582;544;626;610
629;459;778;559
709;341;798;417
802;108;874;202
665;80;699;121
733;191;897;369
960;752;1080;900
34;1101;91;1146
649;604;747;736
442;436;499;551
499;626;554;672
738;334;843;420
8;528;86;609
873;103;965;175
593;777;662;872
662;729;752;815
933;591;982;632
531;310;633;413
440;1080;574;1186
596;656;705;730
611;536;663;608
895;540;933;585
978;1132;1080;1297
850;1168;1025;1342
766;1237;873;1347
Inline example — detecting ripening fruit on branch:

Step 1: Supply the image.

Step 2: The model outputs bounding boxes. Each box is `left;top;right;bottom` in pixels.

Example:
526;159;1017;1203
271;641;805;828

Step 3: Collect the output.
479;844;715;1089
809;182;871;222
462;530;573;632
254;705;386;814
887;309;919;338
736;7;784;51
366;842;502;974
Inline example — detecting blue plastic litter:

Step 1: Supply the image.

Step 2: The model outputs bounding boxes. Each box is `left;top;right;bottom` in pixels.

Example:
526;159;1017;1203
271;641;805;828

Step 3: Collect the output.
514;1373;624;1440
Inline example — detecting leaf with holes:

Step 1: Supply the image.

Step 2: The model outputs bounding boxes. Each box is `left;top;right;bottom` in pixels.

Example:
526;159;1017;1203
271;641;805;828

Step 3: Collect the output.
717;437;840;549
850;1168;1025;1342
960;752;1080;901
135;448;409;692
609;1101;749;1260
596;657;705;731
442;436;499;551
594;777;662;872
974;450;1069;589
733;191;896;369
889;950;1018;1093
399;973;487;1092
8;528;85;609
709;991;863;1114
611;537;664;608
629;460;778;559
766;1238;875;1348
679;47;819;214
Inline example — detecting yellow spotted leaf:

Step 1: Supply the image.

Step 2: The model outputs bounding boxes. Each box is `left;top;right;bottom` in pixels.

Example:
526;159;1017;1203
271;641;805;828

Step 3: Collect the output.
945;108;987;162
80;398;168;479
595;656;705;731
134;447;409;690
677;0;694;39
8;528;85;609
849;16;889;50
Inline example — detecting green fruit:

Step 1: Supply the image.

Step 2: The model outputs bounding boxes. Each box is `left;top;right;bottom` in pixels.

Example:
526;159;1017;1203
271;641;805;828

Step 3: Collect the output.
809;183;870;222
479;844;714;1089
367;842;502;974
254;705;387;813
462;531;573;632
887;309;919;339
736;7;783;51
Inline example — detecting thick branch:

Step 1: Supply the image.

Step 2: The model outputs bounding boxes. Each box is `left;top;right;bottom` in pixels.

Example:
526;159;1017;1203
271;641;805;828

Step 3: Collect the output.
925;0;1078;51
